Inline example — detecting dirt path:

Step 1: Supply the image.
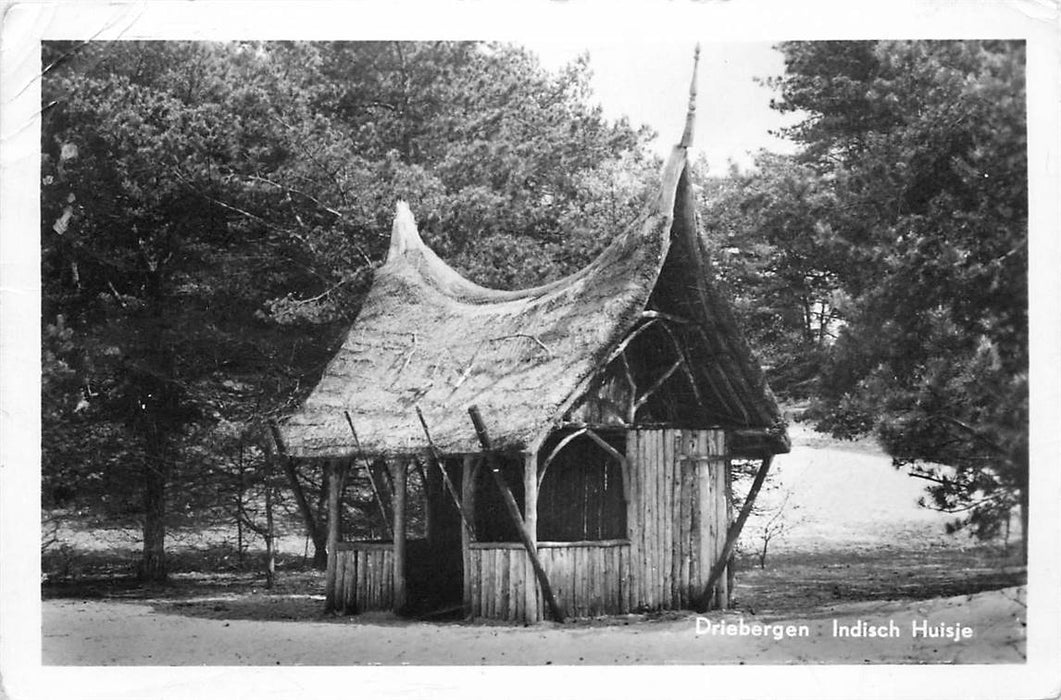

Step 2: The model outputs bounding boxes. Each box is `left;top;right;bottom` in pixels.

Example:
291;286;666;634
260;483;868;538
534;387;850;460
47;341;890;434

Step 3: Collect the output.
39;420;1026;668
43;586;1024;665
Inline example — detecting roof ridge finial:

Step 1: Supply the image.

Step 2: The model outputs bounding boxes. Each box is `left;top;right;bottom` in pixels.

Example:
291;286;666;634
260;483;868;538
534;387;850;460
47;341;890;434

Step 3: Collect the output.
387;200;424;262
679;43;700;149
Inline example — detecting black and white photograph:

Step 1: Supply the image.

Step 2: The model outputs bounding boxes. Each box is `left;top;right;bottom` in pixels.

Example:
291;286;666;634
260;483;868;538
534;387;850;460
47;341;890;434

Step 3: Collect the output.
1;2;1059;699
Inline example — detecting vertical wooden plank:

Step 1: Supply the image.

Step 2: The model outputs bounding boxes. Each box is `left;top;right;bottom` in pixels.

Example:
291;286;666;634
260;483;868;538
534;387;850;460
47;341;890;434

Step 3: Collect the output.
333;550;344;613
600;547;609;614
374;549;381;610
387;548;395;609
590;545;599;617
638;429;649;609
364;550;372;610
341;551;350;610
379;550;385;609
513;551;526;619
348;552;357;613
632;428;640;610
470;549;480;618
484;548;494;619
373;550;379;610
508;549;518;622
478;549;485;619
354;550;363;610
642;432;652;610
492;547;500;619
628;430;637;609
577;543;585;615
600;546;608;616
690;452;703;599
624;430;637;612
606;545;613;613
346;552;356;613
480;549;487;619
645;431;656;609
539;548;552;617
670;429;680;607
526;547;538;623
662;426;670;606
670;430;682;608
654;430;664;609
676;455;685;609
620;541;630;613
715;456;727;609
708;429;728;609
568;546;577;617
499;549;510;621
699;436;714;603
721;447;729;606
635;429;645;611
538;551;545;620
367;549;375;610
474;548;482;619
568;547;577;617
585;543;594;615
682;460;691;607
510;548;519;622
649;428;657;610
656;430;665;609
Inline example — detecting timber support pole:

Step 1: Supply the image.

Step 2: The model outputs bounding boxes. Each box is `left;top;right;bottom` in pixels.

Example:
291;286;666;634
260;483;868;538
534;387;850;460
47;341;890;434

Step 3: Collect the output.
392;459;408;613
695;455;773;612
468;406;564;623
323;459;345;612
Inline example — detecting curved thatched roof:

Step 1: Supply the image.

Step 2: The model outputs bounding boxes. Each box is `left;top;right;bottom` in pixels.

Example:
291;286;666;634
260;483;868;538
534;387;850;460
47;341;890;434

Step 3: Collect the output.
278;139;788;459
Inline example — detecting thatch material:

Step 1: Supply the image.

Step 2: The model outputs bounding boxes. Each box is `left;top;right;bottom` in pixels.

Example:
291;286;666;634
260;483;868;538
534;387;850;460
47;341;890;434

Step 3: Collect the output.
279;138;788;459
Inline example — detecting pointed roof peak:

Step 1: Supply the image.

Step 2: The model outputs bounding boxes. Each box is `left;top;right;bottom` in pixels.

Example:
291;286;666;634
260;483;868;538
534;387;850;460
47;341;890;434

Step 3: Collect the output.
679;43;700;149
386;199;424;262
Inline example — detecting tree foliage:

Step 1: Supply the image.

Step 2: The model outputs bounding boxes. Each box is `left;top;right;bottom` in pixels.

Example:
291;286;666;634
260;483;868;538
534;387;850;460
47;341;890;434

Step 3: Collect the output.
709;40;1027;554
41;40;655;578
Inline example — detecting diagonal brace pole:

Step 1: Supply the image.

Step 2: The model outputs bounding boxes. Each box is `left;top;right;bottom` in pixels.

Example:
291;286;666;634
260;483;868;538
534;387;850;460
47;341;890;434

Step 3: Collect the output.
415;406;476;540
343;411;393;539
468;406;564;623
695;455;773;612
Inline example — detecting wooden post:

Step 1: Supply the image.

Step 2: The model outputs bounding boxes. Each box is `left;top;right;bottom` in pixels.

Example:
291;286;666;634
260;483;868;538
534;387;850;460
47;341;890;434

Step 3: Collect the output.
323;460;343;611
695;454;772;613
467;406;564;623
522;450;540;622
461;455;478;615
392;459;408;613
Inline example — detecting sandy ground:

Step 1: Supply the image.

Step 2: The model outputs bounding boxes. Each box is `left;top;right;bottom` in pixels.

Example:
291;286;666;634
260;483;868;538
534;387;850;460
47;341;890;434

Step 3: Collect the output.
40;420;1027;666
42;586;1025;665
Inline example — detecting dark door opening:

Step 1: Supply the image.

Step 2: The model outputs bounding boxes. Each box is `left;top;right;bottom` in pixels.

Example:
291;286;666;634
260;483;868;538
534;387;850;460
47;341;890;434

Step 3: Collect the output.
404;459;464;618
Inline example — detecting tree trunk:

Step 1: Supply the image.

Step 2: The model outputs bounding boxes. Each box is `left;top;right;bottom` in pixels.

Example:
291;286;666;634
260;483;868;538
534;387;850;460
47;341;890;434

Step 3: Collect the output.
279;457;327;569
140;463;167;582
1019;485;1029;566
264;468;276;589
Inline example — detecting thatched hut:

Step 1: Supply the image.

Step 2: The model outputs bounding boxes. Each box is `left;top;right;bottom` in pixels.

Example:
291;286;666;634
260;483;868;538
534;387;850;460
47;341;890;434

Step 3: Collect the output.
276;57;789;623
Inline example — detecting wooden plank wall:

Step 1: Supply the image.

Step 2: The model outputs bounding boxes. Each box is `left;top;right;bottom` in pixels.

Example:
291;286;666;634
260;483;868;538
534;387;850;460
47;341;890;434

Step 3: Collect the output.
333;543;395;613
467;541;629;622
626;428;730;611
